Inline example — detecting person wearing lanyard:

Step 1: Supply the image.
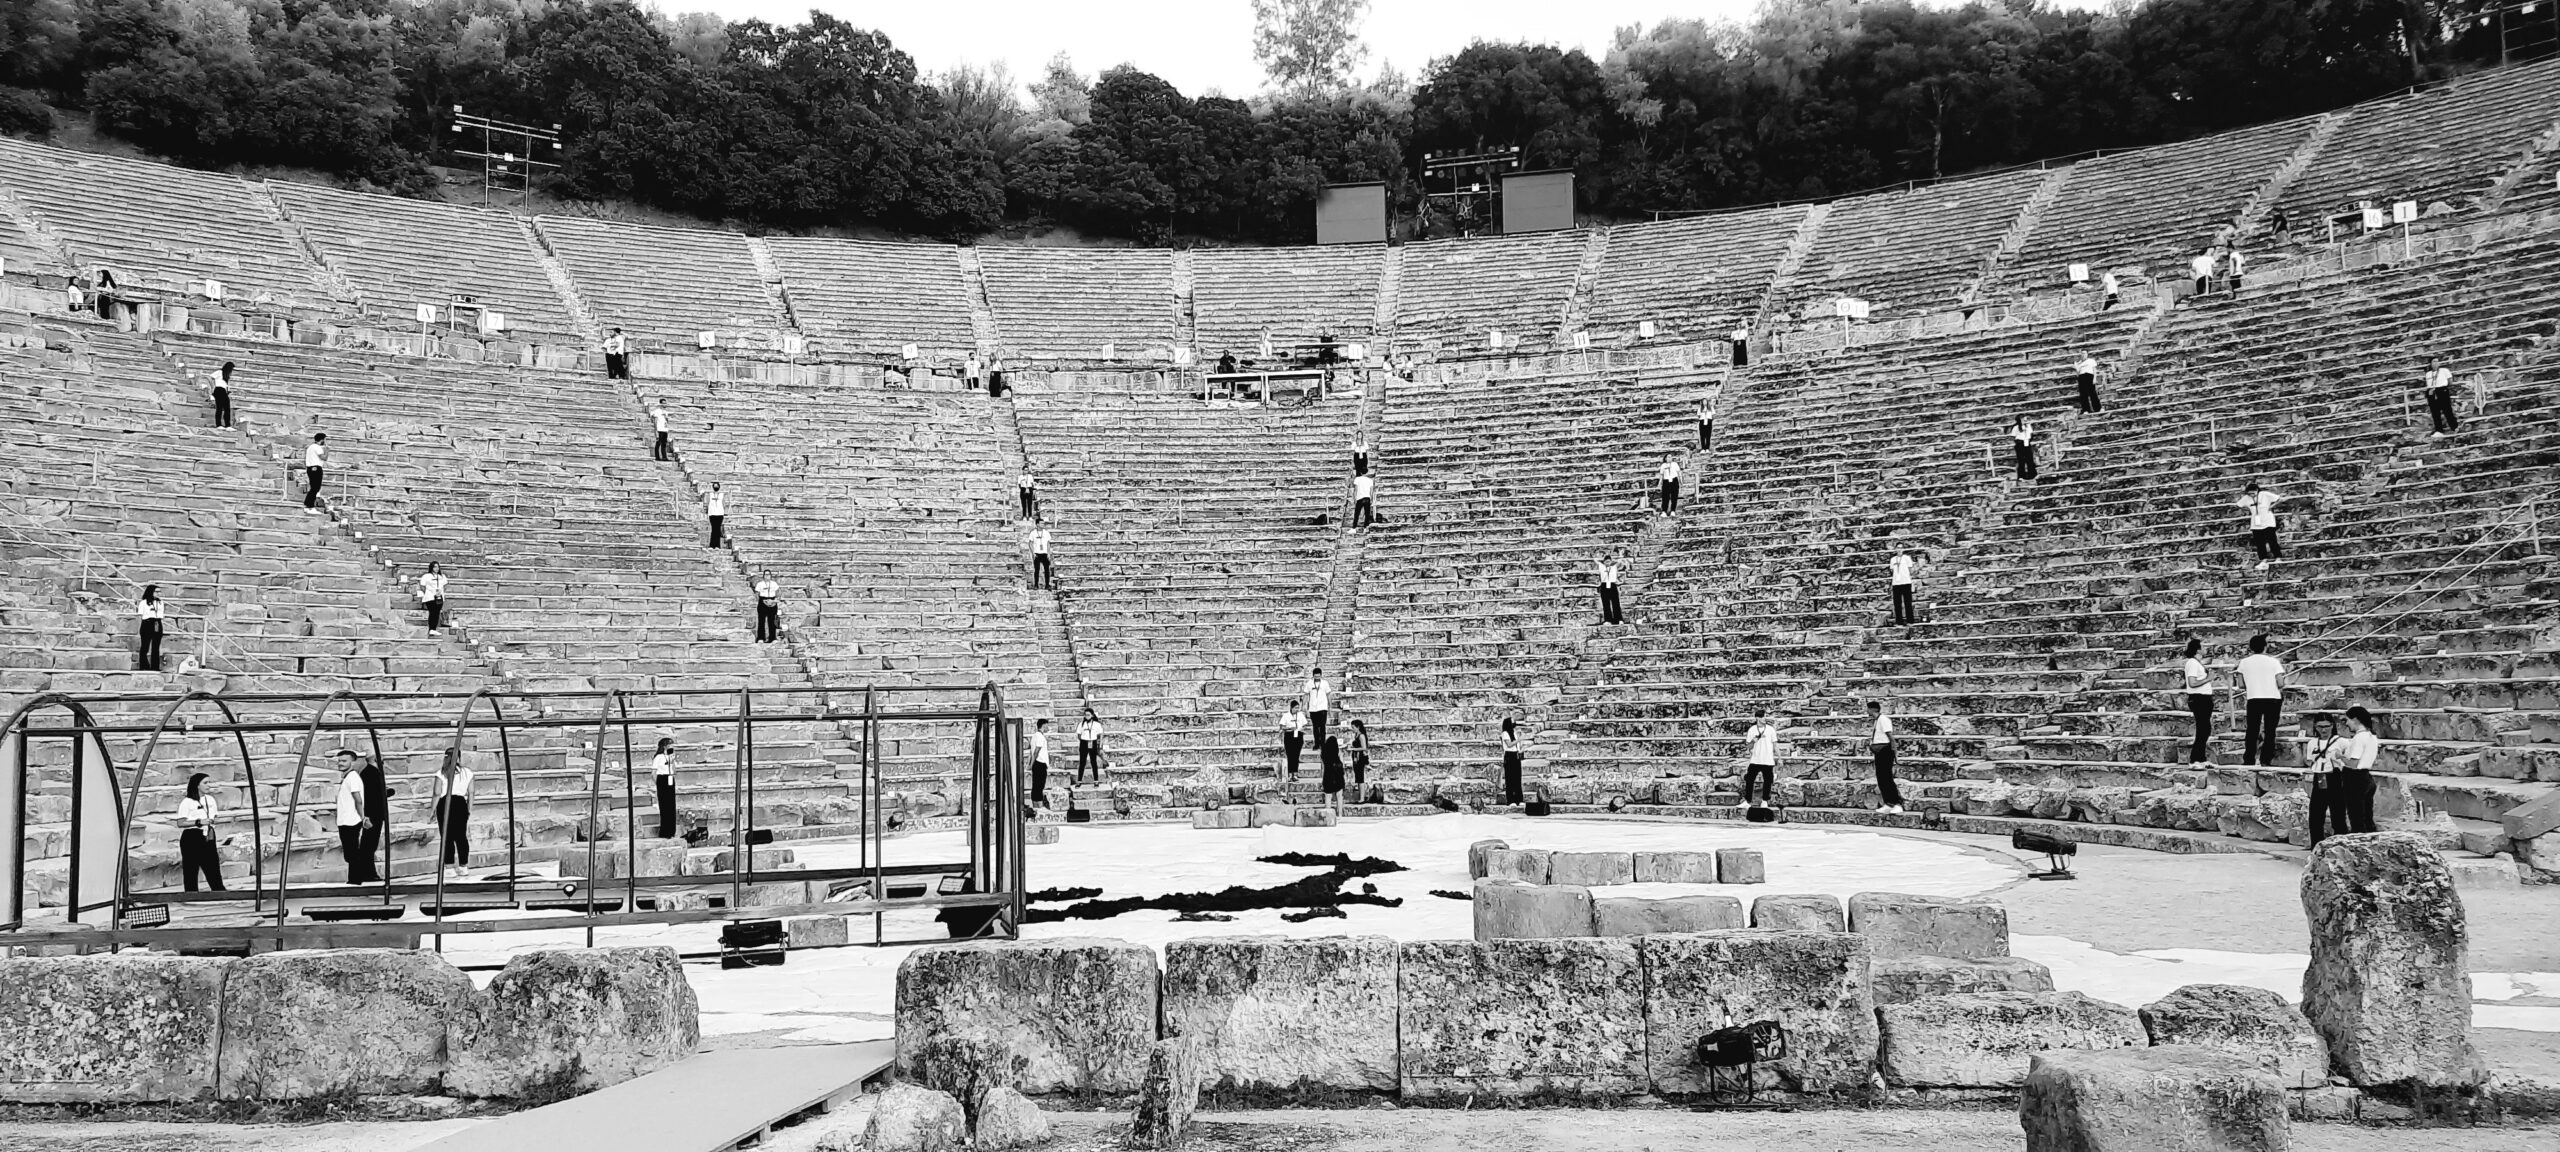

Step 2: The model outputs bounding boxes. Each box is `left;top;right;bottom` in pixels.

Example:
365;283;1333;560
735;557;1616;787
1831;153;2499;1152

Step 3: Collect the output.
303;432;328;511
1499;717;1524;804
1305;669;1333;747
334;749;377;883
706;482;727;548
1018;470;1039;521
2180;637;2215;764
1028;520;1053;590
2236;633;2287;766
651;738;679;839
1075;708;1104;785
2240;481;2280;569
2073;354;2102;413
212;361;236;428
1697;395;1715;451
1741;713;1780;809
1279;701;1307;784
177;773;225;891
650;403;675;460
2302;715;2349;844
2331;707;2382;834
416;562;448;634
1657;453;1682;515
1867;701;1904;814
434;749;475;874
1594;555;1624;625
1028;718;1052;806
135;584;166;671
752;573;782;643
2009;416;2038;480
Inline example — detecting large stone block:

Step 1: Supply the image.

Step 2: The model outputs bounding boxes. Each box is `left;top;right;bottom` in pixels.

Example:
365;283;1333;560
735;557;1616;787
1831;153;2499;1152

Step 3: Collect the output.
1633;851;1718;883
1473;878;1594;940
1751;893;1845;932
1548;851;1636;886
1466;839;1510;880
785;915;851;949
1871;955;2055;1005
1482;847;1552;884
1879;991;2145;1088
1291;806;1337;828
1025;822;1061;844
0;954;227;1102
1642;930;1878;1096
895;937;1159;1094
1714;847;1765;884
217;949;475;1099
847;1082;967;1152
1248;803;1294;828
2298;833;2481;1089
2020;1048;2289;1152
1192;808;1252;829
1593;895;1745;936
1848;892;2010;958
1398;938;1645;1100
1162;935;1397;1092
2141;984;2330;1091
447;947;699;1098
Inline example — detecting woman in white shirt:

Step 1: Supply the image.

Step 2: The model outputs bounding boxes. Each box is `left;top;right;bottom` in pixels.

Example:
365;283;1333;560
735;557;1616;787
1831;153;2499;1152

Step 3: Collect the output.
2180;637;2214;764
1867;701;1903;813
177;772;225;891
434;748;476;873
2009;416;2037;480
2331;707;2382;835
1500;717;1524;804
2301;715;2349;844
706;483;727;548
1657;454;1682;515
1350;433;1370;478
1075;708;1104;785
416;563;448;634
135;584;166;671
1741;713;1780;809
650;404;674;461
651;737;679;839
1593;555;1623;625
752;574;782;643
1697;397;1715;451
1279;701;1307;783
1729;322;1750;368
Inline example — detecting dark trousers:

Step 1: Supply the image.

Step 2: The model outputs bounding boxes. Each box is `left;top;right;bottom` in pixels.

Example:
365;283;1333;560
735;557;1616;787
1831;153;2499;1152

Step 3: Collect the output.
2426;389;2460;433
1311;710;1330;747
340;824;378;883
708;515;724;547
2306;775;2332;843
2076;373;2100;413
1077;739;1100;783
1872;745;1902;808
213;387;232;427
1742;762;1775;804
1354;497;1373;528
137;618;163;670
304;465;324;508
2324;769;2377;835
439;796;471;866
754;599;780;642
1031;759;1049;804
1031;554;1052;589
180;827;224;891
2242;698;2282;766
2102;291;2119;310
1890;583;1916;625
2013;441;2037;480
1353;452;1369;476
1282;733;1303;777
1019;489;1036;518
1503;752;1524;804
653;432;673;461
1598;583;1622;624
2187;694;2214;763
1731;339;1749;367
423;598;444;632
1659;478;1680;514
656;776;677;839
606;352;629;379
2250;527;2280;560
1698;419;1713;450
2194;275;2210;296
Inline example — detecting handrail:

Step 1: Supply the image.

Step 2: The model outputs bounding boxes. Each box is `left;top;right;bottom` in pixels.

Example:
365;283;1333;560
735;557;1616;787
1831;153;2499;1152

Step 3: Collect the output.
0;513;297;677
2276;498;2550;664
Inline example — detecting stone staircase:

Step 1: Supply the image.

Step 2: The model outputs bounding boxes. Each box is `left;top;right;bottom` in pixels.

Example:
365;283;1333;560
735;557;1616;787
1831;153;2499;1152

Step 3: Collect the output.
1968;165;2074;301
2479;112;2560;215
516;217;604;343
2233;111;2351;239
742;235;804;336
991;395;1082;723
0;182;74;271
955;246;1002;363
1370;245;1404;354
247;180;362;306
1169;248;1198;357
1754;203;1831;328
1559;228;1612;343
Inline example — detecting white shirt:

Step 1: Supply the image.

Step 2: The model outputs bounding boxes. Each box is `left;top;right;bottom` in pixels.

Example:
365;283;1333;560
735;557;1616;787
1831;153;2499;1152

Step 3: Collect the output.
1019;472;1035;491
2425;367;2452;391
652;752;674;780
2243;490;2277;530
336;768;366;827
605;332;628;353
707;490;725;516
966;358;982;377
2237;653;2284;700
2182;657;2212;696
1029;529;1051;554
2345;730;2379;771
417;572;447;601
1282;710;1304;735
2075;356;2098;376
436;768;475;802
1731;325;1750;343
1699;402;1714;421
1889;554;1913;585
136;598;165;621
1078;720;1101;742
1353;475;1374;499
1352;438;1368;455
753;579;779;599
1306;679;1331;711
2190;253;2216;277
1746;723;1777;765
1871;714;1892;745
305;442;326;468
652;407;668;432
2012;421;2034;445
1596;561;1620;585
2308;735;2348;771
176;794;216;828
1659;460;1681;482
2101;273;2119;293
1030;731;1050;764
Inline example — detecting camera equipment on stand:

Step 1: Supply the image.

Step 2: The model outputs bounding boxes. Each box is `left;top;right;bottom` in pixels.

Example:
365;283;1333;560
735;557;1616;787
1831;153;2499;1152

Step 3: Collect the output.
2014;827;2078;880
1693;1019;1789;1108
720;918;786;969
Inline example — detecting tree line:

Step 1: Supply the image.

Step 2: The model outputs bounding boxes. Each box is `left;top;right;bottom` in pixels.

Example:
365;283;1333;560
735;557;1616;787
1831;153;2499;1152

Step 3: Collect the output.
0;0;2528;244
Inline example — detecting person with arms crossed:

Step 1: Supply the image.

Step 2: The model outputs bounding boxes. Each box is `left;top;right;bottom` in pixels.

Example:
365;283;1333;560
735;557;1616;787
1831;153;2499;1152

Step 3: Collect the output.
1741;713;1780;810
751;573;782;642
1594;554;1624;625
1305;668;1333;747
2236;633;2287;766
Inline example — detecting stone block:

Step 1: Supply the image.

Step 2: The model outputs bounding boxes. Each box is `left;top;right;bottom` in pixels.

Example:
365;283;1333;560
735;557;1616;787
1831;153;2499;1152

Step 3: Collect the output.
1192;808;1252;830
447;947;699;1098
895;937;1159;1095
1292;806;1337;828
1848;892;2010;958
1593;894;1745;936
1467;839;1510;880
785;915;850;949
217;949;475;1099
973;1085;1050;1149
2502;788;2560;840
1548;851;1636;886
1128;1036;1200;1150
1398;938;1646;1100
1248;803;1293;828
1473;878;1596;940
2299;832;2481;1090
849;1082;967;1152
1482;847;1553;884
1162;935;1397;1092
0;954;227;1102
1641;930;1878;1096
1633;851;1718;883
2141;984;2330;1090
1879;991;2145;1088
1871;955;2055;1004
1751;893;1845;932
2020;1047;2289;1152
1714;847;1765;884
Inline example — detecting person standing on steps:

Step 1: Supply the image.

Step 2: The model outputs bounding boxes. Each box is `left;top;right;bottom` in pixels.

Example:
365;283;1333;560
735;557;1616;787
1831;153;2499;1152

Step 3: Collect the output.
177;772;224;891
1656;453;1682;515
1351;471;1375;529
706;482;726;548
2421;361;2461;435
1028;718;1052;807
966;356;984;393
134;584;166;671
1018;469;1039;520
2239;480;2280;570
416;562;448;635
1697;395;1716;451
751;572;782;642
1075;708;1104;786
2180;636;2216;764
1867;700;1904;814
2303;715;2348;843
2009;415;2038;480
302;432;328;512
2237;633;2288;767
1319;731;1346;809
1741;712;1780;810
650;402;675;461
212;362;236;428
1500;717;1524;804
603;328;630;380
2072;353;2102;413
2331;706;2382;834
1027;518;1053;589
1729;321;1751;368
2100;271;2121;310
334;749;377;884
1348;719;1371;796
2225;247;2246;291
1279;699;1307;785
651;737;679;839
2189;249;2217;296
1305;668;1332;748
1351;431;1370;477
1594;554;1624;625
1888;548;1919;626
434;747;474;875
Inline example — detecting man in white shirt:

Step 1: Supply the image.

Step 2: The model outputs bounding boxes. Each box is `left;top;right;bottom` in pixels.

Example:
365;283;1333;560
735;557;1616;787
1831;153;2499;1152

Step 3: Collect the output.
2239;481;2279;569
1867;700;1903;813
1741;713;1780;808
1729;321;1751;368
303;432;328;512
2189;250;2217;296
707;482;727;548
2236;633;2287;767
752;573;782;643
650;403;674;460
334;749;377;883
2422;361;2460;435
2073;353;2102;413
1888;549;1918;625
1028;718;1052;806
966;356;984;391
2099;270;2120;310
2226;247;2246;290
1027;520;1053;589
1018;470;1038;520
1351;472;1375;529
1305;669;1332;747
1656;454;1681;515
1594;554;1623;625
603;327;630;379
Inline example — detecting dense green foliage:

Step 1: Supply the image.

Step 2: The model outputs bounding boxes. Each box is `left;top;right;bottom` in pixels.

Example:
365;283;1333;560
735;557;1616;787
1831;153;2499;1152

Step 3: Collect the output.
0;0;2522;242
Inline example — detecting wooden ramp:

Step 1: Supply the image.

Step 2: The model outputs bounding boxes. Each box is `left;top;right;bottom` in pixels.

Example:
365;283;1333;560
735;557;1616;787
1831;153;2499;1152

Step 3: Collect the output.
420;1041;895;1152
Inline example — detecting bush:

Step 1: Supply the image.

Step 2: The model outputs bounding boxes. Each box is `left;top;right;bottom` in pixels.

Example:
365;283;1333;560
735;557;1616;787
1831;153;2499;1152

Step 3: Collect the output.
0;88;56;138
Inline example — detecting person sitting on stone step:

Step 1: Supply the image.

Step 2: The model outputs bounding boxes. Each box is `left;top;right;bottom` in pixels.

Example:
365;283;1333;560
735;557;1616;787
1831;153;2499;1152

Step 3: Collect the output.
1027;519;1054;589
1076;708;1104;785
1741;713;1781;809
1279;699;1307;783
751;572;782;642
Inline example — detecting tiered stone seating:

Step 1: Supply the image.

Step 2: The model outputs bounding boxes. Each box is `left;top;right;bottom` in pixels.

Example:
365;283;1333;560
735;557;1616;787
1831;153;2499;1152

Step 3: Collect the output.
1390;231;1585;353
0;139;331;305
1189;245;1384;357
2275;58;2560;226
2008;116;2321;290
1785;168;2046;317
1345;366;1707;782
0;210;57;277
533;215;781;345
266;182;578;337
1587;206;1806;343
976;246;1176;362
762;235;974;360
1012;389;1359;780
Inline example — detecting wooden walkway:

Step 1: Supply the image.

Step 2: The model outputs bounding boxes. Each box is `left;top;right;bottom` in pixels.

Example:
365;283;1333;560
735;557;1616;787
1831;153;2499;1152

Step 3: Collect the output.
419;1041;895;1152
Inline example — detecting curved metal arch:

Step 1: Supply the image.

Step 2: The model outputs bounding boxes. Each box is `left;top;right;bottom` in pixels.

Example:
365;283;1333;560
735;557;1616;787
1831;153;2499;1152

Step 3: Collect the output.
272;690;393;918
0;693;123;928
425;687;521;945
116;691;262;926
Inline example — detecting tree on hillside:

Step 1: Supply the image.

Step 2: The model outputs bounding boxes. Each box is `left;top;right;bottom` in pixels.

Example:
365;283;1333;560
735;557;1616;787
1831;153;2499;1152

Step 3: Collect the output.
1253;0;1370;97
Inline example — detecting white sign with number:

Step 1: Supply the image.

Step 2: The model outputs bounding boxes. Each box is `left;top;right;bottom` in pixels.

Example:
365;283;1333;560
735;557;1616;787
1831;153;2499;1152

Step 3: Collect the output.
2067;263;2089;283
2391;200;2419;224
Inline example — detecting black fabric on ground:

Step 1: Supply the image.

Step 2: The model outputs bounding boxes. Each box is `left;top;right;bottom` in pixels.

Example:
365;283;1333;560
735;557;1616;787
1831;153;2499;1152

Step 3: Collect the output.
1024;853;1407;924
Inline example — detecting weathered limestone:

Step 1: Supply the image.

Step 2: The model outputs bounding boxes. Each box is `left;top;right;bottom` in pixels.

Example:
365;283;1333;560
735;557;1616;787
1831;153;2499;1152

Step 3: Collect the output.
896;937;1160;1094
1192;808;1252;830
1024;822;1061;844
2298;832;2481;1089
1398;938;1646;1100
1472;878;1596;940
1467;839;1510;880
2020;1048;2289;1152
1879;991;2145;1088
1548;851;1636;886
1871;955;2055;1005
1848;892;2010;958
1633;850;1719;883
447;947;699;1098
0;954;227;1102
972;1085;1050;1149
216;949;476;1099
2141;984;2330;1090
1292;807;1337;828
785;915;851;949
1127;1036;1200;1150
1482;847;1553;884
1248;803;1293;828
1713;847;1765;884
1751;893;1846;932
1593;894;1745;937
1641;930;1878;1096
1162;936;1397;1092
846;1083;967;1152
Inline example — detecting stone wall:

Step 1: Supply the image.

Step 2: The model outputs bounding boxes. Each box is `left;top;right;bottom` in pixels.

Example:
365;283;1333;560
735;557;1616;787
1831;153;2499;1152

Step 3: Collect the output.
0;946;697;1103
